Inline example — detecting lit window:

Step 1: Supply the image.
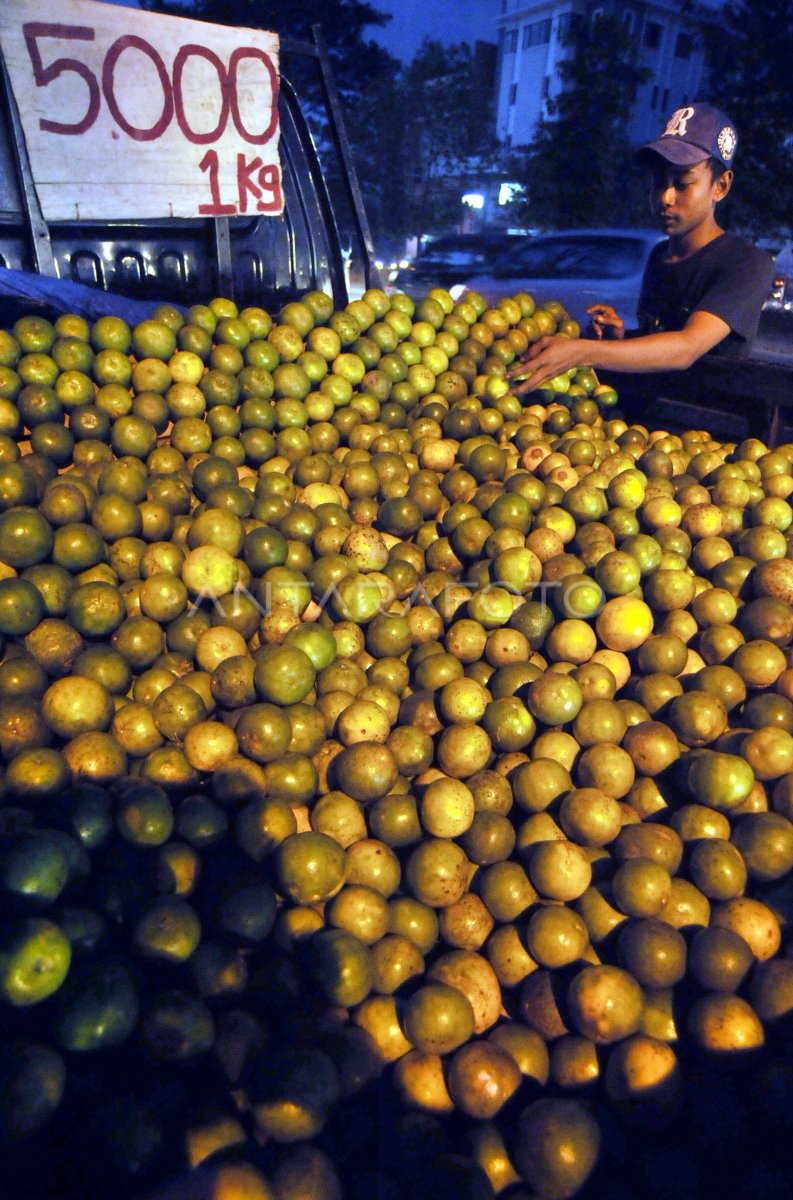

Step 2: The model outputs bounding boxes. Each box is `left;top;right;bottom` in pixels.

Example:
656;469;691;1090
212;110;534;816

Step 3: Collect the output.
499;182;521;205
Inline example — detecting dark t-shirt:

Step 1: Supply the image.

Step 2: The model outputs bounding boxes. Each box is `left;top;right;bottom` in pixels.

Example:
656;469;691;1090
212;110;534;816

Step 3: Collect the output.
635;231;775;357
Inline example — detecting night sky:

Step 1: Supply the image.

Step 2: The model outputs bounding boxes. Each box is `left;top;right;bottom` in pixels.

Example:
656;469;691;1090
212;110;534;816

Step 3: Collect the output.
100;0;722;63
367;0;724;62
99;0;500;60
367;0;500;62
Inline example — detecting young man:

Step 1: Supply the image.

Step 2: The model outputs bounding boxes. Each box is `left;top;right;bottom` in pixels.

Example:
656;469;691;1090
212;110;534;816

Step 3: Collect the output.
510;103;775;394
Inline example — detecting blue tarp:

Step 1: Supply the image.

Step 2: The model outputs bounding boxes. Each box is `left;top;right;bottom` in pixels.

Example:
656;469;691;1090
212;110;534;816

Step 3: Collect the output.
0;268;182;326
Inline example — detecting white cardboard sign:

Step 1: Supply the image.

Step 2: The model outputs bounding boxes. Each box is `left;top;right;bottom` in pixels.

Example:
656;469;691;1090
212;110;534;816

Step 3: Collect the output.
0;0;283;220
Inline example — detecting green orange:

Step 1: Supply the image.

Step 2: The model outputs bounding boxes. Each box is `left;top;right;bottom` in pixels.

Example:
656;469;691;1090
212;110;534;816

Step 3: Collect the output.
0;918;72;1006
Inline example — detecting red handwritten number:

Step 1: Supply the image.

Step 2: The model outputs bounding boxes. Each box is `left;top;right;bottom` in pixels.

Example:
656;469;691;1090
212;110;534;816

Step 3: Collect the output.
173;44;231;145
228;48;279;145
198;150;236;215
20;23;281;213
22;23;101;135
102;36;173;142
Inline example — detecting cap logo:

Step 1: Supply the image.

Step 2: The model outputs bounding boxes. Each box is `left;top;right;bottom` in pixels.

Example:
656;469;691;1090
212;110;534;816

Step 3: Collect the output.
664;106;696;137
717;125;736;161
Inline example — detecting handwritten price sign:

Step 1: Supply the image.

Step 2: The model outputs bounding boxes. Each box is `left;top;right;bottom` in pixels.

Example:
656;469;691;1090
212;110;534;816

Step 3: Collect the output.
0;0;283;220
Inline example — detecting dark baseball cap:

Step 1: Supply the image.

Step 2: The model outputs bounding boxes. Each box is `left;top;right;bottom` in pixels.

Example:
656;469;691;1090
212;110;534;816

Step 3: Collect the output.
638;103;738;168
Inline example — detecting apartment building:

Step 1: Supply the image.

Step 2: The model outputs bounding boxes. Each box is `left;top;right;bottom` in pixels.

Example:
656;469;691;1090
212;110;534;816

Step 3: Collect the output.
495;0;704;148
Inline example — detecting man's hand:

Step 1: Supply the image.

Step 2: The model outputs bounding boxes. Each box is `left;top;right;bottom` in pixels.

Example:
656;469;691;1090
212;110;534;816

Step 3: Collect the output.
507;309;732;388
508;336;592;394
587;304;625;340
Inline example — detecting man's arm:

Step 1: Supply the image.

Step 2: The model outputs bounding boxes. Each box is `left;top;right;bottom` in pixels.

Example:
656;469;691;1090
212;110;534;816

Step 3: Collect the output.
510;310;731;393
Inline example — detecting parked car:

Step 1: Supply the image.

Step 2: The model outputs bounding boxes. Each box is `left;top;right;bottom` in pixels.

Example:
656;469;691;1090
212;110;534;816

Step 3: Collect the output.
452;228;664;329
389;232;525;294
763;241;793;315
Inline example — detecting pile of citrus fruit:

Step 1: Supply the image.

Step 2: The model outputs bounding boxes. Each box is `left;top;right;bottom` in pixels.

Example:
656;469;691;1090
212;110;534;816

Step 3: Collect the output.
0;285;792;1200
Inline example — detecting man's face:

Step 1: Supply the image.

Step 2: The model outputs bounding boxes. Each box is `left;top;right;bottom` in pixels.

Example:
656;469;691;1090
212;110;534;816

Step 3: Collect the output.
647;158;727;236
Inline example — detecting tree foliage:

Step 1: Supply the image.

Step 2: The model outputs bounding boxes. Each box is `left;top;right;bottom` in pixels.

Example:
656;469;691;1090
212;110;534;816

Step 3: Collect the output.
138;0;397;102
514;13;650;229
340;69;407;242
138;0;401;248
697;0;793;236
346;39;497;241
402;41;496;230
136;3;495;243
